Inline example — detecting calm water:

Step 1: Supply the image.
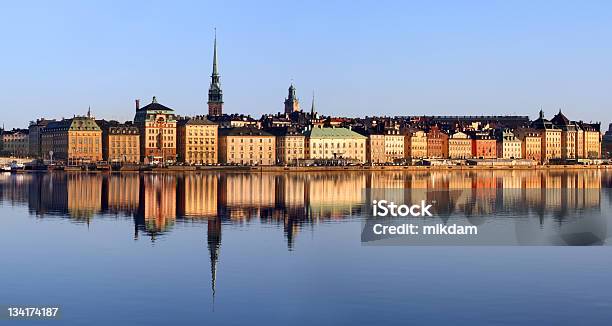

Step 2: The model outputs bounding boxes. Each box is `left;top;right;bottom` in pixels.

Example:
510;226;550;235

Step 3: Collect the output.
1;170;612;325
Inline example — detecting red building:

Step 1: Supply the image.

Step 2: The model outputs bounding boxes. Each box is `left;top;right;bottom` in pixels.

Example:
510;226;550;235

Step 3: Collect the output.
470;131;497;158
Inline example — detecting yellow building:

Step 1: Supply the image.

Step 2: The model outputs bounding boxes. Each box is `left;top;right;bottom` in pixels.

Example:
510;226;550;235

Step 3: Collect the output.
581;123;601;158
515;128;541;162
366;133;386;164
304;127;367;163
496;129;522;159
384;129;404;162
98;121;140;163
531;110;561;163
177;116;218;165
267;127;305;165
41;114;102;164
551;111;578;160
219;127;276;165
403;129;427;159
448;131;472;159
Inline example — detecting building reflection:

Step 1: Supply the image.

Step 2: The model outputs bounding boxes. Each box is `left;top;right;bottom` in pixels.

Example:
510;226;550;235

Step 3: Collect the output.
0;169;609;300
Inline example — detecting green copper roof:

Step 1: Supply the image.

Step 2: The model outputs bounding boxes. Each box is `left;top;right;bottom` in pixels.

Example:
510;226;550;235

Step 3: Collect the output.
304;127;367;139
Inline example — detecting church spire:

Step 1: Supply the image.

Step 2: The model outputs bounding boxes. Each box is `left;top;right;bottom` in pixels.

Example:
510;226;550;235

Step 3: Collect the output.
310;91;316;116
208;28;223;116
212;28;219;78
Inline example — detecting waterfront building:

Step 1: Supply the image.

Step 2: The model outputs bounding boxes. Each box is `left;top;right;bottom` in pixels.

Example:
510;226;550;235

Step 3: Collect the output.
284;83;300;114
304;127;366;163
551;110;578;160
515;128;542;162
41;111;102;164
97;120;140;163
133;97;177;163
354;127;385;164
531;110;561;163
207;33;223;116
2;128;29;157
403;129;427;159
580;122;601;159
470;131;496;159
384;129;404;162
266;127;305;165
218;127;275;165
448;131;472;159
426;125;449;158
496;129;522;159
177;116;218;165
28;119;54;158
603;123;612;158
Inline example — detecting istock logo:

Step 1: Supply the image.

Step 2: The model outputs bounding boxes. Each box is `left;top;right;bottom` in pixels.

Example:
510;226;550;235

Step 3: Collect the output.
372;200;434;217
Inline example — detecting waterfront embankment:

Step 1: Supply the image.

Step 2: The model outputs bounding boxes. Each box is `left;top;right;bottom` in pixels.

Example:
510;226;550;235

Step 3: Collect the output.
4;164;611;174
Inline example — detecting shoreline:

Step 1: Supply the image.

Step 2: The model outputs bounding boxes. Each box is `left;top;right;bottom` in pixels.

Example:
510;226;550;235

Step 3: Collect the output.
5;164;611;174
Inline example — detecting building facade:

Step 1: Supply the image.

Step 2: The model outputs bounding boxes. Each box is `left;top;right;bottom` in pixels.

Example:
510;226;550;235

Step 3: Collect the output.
133;97;177;163
581;123;601;159
551;111;578;160
218;127;276;165
267;127;305;165
531;111;561;163
448;132;472;159
2;129;29;157
496;129;522;159
426;126;449;158
515;128;541;162
28;119;54;158
470;131;497;159
177;116;218;165
41;115;102;164
403;129;427;159
304;127;366;163
384;129;404;162
98;121;140;163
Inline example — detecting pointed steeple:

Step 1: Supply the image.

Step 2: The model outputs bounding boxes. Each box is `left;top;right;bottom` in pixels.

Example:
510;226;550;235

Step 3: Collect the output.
208;28;223;116
310;91;316;116
212;28;219;78
539;109;544;120
207;218;222;306
87;106;91;118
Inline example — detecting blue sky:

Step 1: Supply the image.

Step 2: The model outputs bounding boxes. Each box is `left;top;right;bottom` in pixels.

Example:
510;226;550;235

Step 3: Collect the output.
1;0;611;129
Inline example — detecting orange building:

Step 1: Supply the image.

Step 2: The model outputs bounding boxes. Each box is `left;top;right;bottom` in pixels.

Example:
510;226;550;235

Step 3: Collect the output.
41;112;102;164
133;97;177;164
470;131;496;158
426;126;449;158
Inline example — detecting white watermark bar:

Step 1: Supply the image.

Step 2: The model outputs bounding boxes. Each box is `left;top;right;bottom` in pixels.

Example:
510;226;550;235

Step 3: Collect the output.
361;188;611;246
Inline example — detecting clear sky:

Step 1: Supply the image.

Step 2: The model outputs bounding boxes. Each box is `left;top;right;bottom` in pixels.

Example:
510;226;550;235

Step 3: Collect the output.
1;0;611;129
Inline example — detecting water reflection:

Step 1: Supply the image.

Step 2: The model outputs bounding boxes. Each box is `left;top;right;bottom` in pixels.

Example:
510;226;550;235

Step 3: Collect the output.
1;170;611;305
0;170;610;238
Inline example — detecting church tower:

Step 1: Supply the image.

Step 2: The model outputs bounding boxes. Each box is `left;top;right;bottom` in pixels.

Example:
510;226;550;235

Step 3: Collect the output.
208;30;223;116
284;83;300;114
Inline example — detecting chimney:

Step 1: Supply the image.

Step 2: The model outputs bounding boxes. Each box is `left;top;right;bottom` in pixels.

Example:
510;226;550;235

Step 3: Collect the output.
135;99;140;110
